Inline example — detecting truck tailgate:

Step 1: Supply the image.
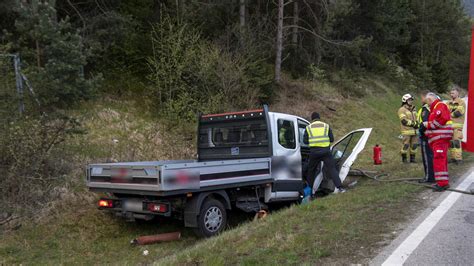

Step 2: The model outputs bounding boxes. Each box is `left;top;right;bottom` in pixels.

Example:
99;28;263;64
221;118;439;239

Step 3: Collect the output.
86;161;167;192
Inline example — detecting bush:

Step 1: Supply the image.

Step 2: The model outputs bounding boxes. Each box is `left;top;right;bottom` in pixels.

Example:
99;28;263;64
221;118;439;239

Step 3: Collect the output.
147;18;272;122
0;115;81;220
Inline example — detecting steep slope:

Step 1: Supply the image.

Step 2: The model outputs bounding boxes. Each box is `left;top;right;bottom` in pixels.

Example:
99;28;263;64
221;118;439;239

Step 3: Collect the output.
0;76;470;264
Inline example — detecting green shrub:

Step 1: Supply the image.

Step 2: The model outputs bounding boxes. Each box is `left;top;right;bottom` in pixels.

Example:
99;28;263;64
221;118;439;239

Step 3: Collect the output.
0;115;81;218
147;18;272;122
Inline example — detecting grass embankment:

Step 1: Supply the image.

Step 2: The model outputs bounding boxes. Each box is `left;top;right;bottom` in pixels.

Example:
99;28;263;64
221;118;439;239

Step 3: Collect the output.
1;76;471;264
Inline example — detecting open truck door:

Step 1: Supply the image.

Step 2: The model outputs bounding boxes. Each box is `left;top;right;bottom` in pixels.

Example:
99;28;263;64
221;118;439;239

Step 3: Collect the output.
312;128;372;194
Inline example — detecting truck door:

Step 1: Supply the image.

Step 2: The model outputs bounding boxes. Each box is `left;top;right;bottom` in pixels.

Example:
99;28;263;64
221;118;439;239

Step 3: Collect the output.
311;128;372;193
270;113;301;181
266;113;304;201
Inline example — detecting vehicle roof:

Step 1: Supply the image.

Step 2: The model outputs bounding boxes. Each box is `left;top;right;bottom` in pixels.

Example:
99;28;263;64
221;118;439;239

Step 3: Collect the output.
268;111;310;124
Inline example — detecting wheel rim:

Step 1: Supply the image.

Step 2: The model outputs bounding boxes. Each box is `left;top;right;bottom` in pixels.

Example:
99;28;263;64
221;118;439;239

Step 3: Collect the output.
204;206;223;232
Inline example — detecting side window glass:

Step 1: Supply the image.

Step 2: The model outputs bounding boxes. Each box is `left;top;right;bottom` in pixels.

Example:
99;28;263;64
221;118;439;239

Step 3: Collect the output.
277;119;296;149
298;121;309;147
331;131;363;169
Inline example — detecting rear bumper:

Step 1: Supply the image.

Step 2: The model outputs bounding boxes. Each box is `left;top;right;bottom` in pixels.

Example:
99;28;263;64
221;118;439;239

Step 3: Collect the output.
98;198;172;220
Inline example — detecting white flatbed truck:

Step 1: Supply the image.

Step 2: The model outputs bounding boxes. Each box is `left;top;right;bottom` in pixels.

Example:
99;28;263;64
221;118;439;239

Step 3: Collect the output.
86;106;372;237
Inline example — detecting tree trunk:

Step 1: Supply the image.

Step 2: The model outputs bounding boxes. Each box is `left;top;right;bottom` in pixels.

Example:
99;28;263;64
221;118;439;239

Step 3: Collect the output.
436;41;441;63
291;0;298;47
240;0;246;30
36;40;41;68
275;0;284;83
420;0;425;61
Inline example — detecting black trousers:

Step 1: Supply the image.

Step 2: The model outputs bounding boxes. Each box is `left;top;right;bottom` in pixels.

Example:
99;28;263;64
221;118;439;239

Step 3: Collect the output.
307;147;342;188
420;137;435;182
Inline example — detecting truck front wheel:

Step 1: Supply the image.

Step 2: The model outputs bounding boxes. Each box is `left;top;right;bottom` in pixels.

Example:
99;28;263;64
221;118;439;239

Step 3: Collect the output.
195;198;227;237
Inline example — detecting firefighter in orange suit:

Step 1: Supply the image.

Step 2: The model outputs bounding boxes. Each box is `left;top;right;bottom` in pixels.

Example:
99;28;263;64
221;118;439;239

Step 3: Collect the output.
398;94;419;163
423;93;453;191
447;87;466;163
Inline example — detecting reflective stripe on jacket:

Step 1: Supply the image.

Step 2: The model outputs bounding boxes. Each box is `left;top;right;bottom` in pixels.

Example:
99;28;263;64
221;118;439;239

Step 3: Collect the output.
306;121;330;148
426;99;453;144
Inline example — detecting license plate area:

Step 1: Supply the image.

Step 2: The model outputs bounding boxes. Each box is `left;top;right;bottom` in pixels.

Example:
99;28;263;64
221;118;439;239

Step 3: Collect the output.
122;199;145;213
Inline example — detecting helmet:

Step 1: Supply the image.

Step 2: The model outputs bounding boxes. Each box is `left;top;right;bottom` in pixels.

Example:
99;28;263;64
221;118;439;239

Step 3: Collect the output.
402;93;414;103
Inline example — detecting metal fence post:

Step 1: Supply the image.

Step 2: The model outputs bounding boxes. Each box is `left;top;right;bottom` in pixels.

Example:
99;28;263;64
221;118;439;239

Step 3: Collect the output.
13;54;25;115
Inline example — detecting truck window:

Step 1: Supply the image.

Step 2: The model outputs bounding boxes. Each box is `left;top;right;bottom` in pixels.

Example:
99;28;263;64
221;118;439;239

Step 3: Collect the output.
277;119;296;149
199;122;268;148
198;110;270;161
332;131;364;170
297;121;309;147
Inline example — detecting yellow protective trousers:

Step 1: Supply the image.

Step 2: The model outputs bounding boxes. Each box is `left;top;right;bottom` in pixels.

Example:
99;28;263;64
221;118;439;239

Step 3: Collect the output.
449;128;463;161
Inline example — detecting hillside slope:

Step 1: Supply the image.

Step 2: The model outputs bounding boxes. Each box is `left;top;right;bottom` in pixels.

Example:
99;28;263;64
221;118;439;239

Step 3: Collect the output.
1;76;470;264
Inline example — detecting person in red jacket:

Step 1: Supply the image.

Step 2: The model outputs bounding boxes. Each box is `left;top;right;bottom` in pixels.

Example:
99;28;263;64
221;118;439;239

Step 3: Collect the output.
423;93;454;191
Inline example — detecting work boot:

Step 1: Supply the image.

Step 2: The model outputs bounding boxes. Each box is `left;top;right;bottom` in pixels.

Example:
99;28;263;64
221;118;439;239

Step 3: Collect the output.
432;184;450;192
410;154;416;163
402;154;408;163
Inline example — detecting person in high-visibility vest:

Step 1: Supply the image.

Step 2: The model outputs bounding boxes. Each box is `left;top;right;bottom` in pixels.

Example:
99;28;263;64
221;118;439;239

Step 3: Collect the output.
447;87;466;164
423;92;453;191
417;90;435;183
303;112;345;194
398;94;420;163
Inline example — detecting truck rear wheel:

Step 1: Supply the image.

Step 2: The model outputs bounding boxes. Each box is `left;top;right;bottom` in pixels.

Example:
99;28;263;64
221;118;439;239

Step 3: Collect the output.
195;198;227;237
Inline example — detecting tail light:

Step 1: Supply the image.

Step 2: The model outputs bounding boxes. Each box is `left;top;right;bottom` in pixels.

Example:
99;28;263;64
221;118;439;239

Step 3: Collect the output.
98;199;114;208
146;203;168;213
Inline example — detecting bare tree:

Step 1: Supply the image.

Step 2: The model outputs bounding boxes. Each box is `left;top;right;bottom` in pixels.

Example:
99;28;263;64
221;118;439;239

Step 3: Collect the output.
275;0;284;83
240;0;246;30
291;0;299;47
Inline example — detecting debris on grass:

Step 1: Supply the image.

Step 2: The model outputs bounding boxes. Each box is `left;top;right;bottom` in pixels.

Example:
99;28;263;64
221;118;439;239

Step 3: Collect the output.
131;232;181;245
254;210;268;221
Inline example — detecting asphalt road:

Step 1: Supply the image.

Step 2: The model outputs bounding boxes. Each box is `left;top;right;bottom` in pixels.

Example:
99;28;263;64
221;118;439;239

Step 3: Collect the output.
372;169;474;265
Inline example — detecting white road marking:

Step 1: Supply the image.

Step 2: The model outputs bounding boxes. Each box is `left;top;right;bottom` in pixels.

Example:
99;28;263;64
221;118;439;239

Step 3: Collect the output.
382;172;474;265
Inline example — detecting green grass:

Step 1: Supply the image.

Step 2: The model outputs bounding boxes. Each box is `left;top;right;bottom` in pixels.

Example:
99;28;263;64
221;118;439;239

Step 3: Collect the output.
0;180;420;265
0;201;199;264
1;76;471;265
158;181;420;265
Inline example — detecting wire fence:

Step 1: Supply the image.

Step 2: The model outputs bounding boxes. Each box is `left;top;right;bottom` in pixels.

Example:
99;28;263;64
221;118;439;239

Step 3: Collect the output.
0;54;41;123
0;54;18;123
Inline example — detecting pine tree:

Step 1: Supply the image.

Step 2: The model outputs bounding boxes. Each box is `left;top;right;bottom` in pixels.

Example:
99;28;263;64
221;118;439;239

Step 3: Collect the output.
13;0;98;108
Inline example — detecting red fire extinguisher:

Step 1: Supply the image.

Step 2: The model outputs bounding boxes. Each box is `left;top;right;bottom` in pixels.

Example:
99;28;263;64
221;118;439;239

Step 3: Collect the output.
373;144;382;165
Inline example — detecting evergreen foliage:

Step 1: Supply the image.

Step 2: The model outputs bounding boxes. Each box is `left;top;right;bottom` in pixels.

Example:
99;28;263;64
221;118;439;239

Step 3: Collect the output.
0;0;471;112
10;0;99;109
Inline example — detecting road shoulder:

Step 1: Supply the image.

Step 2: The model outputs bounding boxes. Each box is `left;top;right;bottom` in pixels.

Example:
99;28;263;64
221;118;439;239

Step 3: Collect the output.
370;167;474;265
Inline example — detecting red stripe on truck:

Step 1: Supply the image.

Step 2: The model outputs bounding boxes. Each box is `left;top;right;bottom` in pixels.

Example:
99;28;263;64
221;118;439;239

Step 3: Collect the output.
201;109;264;118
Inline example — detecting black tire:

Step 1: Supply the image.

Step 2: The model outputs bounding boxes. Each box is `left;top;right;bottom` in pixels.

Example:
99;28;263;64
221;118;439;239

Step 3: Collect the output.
194;198;227;238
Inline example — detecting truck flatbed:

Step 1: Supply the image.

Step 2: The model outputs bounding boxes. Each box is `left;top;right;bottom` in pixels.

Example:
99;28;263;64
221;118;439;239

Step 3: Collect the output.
87;158;273;196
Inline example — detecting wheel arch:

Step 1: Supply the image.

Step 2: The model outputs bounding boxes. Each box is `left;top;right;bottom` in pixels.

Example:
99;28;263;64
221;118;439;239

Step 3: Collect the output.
184;190;231;228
